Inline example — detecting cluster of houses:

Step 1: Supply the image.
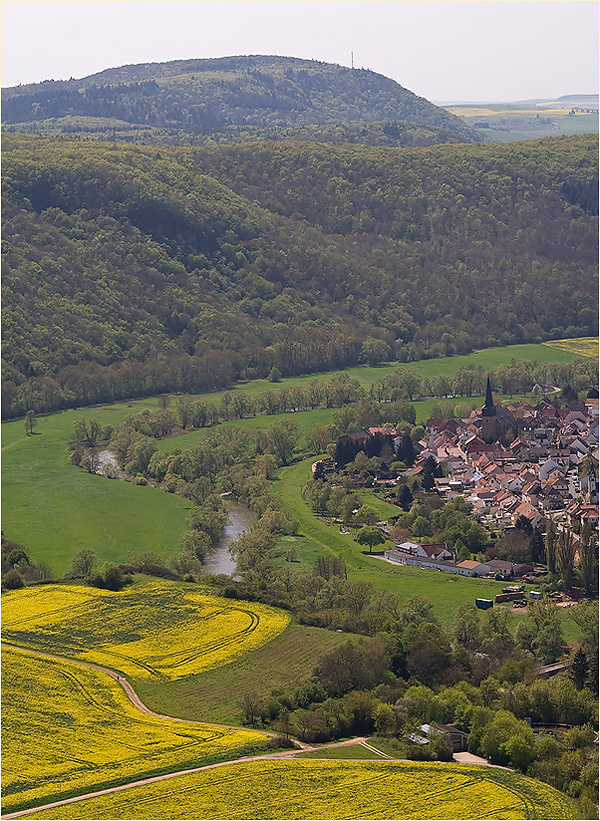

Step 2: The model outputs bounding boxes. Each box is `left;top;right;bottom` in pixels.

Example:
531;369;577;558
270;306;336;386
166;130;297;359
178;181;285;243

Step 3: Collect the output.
383;540;534;579
412;385;599;535
318;381;598;580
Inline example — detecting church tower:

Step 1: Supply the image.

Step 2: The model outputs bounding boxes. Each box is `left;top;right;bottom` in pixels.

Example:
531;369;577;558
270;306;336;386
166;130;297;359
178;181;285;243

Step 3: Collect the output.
480;376;499;442
482;376;496;416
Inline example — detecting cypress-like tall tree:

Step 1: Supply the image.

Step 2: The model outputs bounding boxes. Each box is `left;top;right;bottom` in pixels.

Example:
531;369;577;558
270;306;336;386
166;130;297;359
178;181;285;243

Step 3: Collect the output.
556;528;576;590
545;516;556;575
578;523;598;596
571;647;589;690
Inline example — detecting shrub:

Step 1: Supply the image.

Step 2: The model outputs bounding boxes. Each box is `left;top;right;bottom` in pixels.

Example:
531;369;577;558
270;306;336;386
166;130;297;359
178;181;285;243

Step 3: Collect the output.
2;568;24;590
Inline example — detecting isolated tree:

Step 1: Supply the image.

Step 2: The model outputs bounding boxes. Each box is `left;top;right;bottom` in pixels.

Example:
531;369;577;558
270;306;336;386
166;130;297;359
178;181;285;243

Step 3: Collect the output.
354;504;378;525
355;526;385;553
307;425;331;455
69;548;97;577
268;418;300;465
571;648;589;691
24;410;37;436
397;484;413;511
556;528;576;590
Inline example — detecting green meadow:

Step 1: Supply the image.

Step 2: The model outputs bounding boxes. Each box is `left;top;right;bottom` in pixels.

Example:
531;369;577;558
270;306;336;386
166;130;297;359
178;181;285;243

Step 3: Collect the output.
296;743;388;760
273;457;510;623
136;622;352;725
161;342;580;410
1;403;192;575
0;342;584;583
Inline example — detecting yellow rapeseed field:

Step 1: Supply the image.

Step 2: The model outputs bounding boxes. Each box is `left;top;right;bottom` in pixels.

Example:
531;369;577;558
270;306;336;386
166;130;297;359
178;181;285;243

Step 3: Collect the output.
542;337;599;359
2;580;290;680
1;647;266;815
26;759;581;820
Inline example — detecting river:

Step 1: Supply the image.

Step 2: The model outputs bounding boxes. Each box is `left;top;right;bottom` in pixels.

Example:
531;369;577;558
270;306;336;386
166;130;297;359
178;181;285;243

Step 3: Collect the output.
202;501;256;577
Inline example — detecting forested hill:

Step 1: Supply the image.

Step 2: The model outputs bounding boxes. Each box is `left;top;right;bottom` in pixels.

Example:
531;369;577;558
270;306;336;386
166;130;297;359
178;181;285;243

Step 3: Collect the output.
1;55;480;147
2;132;598;417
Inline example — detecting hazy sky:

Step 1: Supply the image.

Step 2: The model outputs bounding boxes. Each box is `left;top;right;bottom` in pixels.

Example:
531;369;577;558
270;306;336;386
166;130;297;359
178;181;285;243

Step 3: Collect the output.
1;1;598;102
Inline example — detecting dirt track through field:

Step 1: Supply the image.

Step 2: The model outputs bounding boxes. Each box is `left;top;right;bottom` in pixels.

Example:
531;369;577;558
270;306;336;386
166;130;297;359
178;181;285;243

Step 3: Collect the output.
1;642;504;819
0;642;382;819
1;642;254;731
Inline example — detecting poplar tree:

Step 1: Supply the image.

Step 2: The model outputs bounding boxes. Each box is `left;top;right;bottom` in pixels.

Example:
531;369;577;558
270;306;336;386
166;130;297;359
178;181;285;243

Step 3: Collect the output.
578;523;598;596
556;528;576;590
545;516;556;575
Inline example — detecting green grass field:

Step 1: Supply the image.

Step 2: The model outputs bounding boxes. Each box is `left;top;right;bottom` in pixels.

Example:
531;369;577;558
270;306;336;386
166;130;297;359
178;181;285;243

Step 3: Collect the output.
273;457;583;642
296;743;388;760
161;342;581;410
1;403;192;574
136;621;352;724
274;457;506;619
0;342;586;576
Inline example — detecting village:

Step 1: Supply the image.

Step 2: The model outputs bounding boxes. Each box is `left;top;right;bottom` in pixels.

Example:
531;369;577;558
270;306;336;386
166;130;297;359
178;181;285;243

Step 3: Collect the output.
317;379;599;594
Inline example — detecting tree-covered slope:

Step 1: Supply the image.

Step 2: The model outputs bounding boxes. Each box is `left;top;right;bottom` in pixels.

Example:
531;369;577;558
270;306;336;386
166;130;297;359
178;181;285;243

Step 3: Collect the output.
1;55;480;147
2;133;597;417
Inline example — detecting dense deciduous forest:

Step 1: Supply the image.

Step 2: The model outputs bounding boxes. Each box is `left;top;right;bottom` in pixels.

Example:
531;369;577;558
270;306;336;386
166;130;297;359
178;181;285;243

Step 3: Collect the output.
2;55;479;144
2;132;597;417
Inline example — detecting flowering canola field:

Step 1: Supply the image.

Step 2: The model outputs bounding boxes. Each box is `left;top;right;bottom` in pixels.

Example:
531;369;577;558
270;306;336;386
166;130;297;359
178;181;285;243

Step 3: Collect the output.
26;759;580;820
2;580;290;680
542;337;599;359
1;647;266;815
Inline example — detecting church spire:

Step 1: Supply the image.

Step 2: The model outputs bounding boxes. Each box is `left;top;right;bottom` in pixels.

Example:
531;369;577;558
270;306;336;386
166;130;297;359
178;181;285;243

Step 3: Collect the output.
482;376;496;417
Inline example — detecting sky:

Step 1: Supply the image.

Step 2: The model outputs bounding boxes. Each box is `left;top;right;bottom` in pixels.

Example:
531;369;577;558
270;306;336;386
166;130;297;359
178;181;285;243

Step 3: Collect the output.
1;1;598;102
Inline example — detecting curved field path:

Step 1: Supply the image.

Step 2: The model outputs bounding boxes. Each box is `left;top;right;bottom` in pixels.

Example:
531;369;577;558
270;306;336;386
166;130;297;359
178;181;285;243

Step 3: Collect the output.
1;642;378;819
2;738;377;819
1;642;504;820
1;642;256;732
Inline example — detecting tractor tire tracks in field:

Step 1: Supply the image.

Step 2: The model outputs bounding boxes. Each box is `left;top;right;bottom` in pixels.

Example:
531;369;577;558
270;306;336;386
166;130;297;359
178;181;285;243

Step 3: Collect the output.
1;642;388;819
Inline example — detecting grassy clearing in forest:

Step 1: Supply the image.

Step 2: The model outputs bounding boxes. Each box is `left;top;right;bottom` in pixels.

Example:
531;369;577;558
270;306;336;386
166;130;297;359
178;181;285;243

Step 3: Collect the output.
2;580;289;680
1;647;266;815
26;759;581;820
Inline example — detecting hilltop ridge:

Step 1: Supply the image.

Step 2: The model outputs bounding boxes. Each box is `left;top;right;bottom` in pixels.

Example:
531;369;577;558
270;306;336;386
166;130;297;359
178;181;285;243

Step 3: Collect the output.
1;54;481;147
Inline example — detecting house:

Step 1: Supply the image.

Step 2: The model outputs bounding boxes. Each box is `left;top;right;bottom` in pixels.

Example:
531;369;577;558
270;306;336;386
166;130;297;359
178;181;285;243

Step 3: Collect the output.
483;559;515;578
456;560;487;577
484;559;532;578
420;723;469;752
393;541;456;562
384;549;462;574
512;501;543;530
